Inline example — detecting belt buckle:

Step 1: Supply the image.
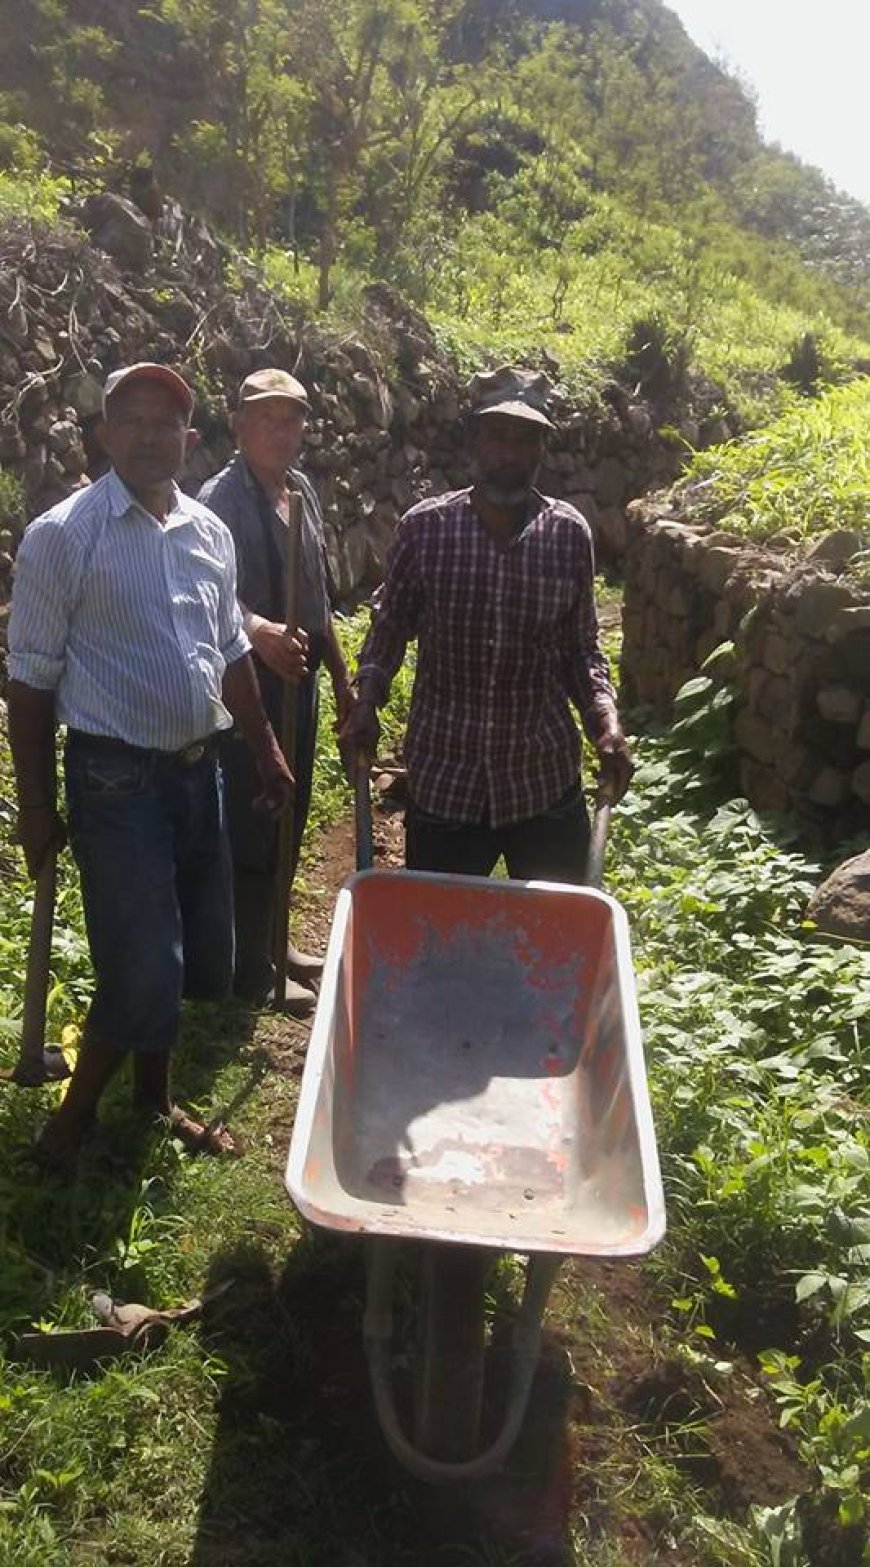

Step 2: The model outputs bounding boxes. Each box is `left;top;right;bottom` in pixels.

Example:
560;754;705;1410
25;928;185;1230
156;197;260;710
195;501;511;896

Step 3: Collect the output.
179;741;206;766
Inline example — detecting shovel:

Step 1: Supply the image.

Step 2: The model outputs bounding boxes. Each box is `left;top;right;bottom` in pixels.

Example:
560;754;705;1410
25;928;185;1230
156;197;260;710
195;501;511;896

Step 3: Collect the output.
1;847;71;1087
16;1279;235;1372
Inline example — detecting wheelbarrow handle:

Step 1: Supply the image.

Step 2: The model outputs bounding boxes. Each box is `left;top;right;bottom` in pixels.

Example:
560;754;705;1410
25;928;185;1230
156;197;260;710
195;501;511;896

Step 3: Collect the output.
354;756;374;872
586;780;614;891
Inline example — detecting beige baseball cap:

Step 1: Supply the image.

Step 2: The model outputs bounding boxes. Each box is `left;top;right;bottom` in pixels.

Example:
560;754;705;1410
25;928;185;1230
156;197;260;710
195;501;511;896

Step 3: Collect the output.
103;362;195;419
237;368;310;410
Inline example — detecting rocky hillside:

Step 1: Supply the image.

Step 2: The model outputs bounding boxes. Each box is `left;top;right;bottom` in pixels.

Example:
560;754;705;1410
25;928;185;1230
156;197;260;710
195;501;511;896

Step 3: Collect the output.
0;194;736;650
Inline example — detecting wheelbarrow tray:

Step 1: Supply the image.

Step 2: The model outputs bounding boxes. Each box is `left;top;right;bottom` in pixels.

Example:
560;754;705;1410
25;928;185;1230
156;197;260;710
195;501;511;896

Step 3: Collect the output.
286;870;665;1256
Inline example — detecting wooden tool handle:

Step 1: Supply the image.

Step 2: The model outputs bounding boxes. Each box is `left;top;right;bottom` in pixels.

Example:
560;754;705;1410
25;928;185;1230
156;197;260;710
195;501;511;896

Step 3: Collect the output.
272;491;303;1008
354;758;374;872
17;850;57;1077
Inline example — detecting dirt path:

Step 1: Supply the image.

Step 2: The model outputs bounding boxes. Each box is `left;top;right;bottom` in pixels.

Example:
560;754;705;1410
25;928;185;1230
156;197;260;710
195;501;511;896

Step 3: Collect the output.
210;799;808;1567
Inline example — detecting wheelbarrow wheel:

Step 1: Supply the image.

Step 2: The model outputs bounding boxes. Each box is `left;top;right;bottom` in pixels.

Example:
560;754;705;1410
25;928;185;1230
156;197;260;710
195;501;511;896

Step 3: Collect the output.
414;1244;489;1463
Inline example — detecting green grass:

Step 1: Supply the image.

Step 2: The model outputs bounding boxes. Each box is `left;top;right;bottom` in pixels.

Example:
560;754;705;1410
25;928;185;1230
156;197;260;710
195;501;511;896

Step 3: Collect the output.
258;195;870;433
676;376;870;547
0;170;66;226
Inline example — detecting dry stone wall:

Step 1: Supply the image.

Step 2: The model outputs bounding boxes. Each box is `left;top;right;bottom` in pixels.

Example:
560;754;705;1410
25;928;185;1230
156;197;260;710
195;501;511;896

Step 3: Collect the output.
1;196;729;660
622;499;870;835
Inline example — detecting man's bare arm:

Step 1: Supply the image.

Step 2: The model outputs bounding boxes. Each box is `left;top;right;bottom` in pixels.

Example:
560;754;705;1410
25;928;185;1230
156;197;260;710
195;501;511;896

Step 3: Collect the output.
8;681;65;875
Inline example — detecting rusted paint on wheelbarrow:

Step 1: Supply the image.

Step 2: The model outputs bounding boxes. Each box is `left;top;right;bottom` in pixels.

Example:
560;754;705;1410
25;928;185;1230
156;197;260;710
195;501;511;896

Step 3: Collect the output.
287;869;664;1258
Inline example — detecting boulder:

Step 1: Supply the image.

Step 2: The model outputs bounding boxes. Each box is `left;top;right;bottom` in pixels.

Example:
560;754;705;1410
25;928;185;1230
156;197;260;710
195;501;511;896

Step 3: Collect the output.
805;530;864;570
79;194;154;271
806;851;870;942
62;371;106;420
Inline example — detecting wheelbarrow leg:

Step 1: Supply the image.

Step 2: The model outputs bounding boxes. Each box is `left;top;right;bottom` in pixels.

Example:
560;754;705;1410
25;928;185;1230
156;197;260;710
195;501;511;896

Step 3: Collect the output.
415;1244;489;1463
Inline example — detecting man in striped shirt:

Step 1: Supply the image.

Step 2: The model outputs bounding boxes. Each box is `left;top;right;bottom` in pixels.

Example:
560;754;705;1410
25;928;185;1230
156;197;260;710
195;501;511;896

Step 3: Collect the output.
344;366;633;879
8;362;292;1174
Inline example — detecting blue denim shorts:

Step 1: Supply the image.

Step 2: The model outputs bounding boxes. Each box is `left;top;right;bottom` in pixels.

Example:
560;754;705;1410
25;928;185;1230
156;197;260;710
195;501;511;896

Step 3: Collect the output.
65;736;234;1054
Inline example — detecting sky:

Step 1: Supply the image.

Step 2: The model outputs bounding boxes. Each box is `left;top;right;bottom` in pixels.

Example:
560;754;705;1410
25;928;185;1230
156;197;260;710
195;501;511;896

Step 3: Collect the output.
664;1;870;207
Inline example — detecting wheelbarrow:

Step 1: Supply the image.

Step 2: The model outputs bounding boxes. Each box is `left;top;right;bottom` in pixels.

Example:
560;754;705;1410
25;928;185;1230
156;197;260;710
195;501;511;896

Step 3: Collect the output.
285;771;665;1483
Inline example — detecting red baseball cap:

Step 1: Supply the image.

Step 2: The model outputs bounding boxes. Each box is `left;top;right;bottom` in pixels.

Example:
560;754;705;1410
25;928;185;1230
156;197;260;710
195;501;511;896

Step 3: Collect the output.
103;362;195;420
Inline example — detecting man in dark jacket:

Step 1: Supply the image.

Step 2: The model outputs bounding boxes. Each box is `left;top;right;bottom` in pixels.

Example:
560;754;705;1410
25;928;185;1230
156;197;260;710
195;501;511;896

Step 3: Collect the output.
200;369;354;1012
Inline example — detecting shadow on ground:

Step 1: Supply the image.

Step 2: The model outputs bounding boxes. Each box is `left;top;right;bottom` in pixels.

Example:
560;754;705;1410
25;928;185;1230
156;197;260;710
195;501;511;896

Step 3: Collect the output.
189;1235;577;1567
0;999;259;1341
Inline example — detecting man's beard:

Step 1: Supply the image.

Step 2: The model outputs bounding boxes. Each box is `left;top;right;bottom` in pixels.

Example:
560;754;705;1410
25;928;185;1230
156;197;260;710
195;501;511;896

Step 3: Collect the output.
473;462;539;509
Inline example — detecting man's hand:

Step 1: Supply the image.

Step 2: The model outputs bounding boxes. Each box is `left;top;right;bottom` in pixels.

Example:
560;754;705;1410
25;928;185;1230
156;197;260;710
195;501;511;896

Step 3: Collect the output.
222;654;295;814
332;672;356;731
250;618;309;683
16;805;66;878
594;730;635;804
337;698;380;778
253;739;295;817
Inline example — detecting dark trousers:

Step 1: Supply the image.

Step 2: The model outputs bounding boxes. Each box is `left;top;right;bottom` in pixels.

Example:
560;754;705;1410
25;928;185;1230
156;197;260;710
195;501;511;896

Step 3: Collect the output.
404;783;590;884
220;664;320;996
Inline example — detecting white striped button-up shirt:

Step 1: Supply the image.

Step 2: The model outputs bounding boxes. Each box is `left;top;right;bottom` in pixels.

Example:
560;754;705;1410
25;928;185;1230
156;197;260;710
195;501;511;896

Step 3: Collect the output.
8;470;250;750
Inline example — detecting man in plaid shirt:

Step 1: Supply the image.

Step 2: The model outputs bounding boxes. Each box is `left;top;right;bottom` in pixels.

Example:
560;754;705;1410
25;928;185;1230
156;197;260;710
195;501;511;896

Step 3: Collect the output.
344;366;633;880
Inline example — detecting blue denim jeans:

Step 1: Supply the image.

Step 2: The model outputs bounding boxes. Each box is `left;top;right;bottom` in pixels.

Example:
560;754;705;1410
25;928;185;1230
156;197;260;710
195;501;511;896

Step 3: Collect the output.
404;782;591;883
65;736;234;1054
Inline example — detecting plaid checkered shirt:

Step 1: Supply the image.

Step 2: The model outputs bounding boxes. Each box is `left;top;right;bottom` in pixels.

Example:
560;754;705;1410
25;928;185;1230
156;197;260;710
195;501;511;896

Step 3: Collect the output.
357;489;618;827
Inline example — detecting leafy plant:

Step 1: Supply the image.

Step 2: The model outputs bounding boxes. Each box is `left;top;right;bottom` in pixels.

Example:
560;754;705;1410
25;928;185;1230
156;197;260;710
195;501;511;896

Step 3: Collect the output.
678;378;870;546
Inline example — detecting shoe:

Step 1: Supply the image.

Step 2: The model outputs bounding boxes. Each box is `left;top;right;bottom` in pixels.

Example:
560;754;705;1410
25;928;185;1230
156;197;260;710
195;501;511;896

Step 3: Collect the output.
233;973;316;1016
286;942;324;983
278;976;317;1017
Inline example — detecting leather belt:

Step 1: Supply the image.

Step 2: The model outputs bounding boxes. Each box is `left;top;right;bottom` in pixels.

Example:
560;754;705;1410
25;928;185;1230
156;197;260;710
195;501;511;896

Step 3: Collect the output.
67;729;218;767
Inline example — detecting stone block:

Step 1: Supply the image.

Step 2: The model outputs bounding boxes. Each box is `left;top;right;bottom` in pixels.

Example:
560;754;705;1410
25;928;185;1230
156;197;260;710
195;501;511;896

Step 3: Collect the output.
734;710;778;766
740;758;791;813
654;520;701;549
852;762;870;805
661;616;689;655
747;669;791;726
816;685;862;725
597;507;627;557
62;371;107;420
696;545;742;592
637;560;661;599
831;630;870;692
808;767;850;807
713;599;737;638
794;581;855;638
779;742;814;789
806;848;870;940
825;605;870;641
79;193;154;270
759;632;791;676
593;456;626;507
565;492;598;528
48;419;80;455
806;530;864;569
